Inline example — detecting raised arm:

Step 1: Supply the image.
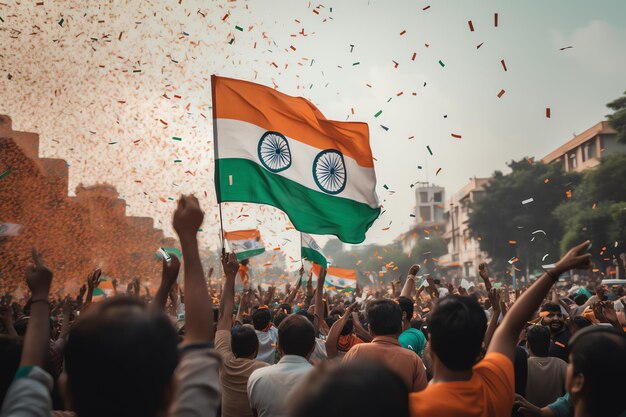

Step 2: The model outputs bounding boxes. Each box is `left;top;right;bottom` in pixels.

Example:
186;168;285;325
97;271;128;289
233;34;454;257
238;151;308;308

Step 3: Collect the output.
83;269;101;308
218;251;239;331
488;241;592;361
173;195;213;345
151;254;181;311
326;302;358;358
285;267;304;305
313;267;326;334
21;248;53;368
478;263;492;292
483;289;501;348
400;264;420;298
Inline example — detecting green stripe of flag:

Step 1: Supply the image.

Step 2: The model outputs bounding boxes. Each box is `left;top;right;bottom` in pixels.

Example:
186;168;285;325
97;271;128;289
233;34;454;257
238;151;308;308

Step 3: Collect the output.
235;247;265;261
216;158;380;244
301;246;328;268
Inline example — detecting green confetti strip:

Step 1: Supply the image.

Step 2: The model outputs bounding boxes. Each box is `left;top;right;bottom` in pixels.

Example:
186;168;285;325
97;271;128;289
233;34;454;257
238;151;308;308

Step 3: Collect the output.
58;17;64;26
198;228;203;232
235;25;243;31
438;60;445;67
174;159;182;163
427;145;433;155
387;97;392;103
172;136;182;141
353;62;360;66
0;169;10;180
383;184;389;190
228;38;234;44
133;69;141;73
374;110;382;118
380;125;389;131
167;197;175;201
0;16;4;23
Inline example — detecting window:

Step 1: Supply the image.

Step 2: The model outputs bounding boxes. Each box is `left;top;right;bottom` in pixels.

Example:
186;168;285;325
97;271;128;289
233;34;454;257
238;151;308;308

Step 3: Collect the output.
434;191;442;202
587;143;595;159
419;206;432;222
420;192;428;203
569;152;577;169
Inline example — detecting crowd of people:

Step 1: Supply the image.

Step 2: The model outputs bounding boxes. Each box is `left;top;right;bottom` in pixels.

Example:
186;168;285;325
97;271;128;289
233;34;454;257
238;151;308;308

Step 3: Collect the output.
1;195;625;417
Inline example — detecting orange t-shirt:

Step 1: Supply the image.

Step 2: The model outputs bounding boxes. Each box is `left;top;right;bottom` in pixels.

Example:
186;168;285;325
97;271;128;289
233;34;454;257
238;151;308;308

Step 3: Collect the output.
409;352;514;417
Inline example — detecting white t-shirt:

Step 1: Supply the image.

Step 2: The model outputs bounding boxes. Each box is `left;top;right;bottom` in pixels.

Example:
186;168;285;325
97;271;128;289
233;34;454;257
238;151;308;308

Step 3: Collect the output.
255;326;279;364
247;355;313;417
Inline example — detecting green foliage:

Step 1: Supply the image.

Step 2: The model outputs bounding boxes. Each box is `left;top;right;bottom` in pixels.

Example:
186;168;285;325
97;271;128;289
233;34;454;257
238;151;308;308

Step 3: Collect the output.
468;159;581;272
556;152;626;261
607;91;626;144
410;236;448;274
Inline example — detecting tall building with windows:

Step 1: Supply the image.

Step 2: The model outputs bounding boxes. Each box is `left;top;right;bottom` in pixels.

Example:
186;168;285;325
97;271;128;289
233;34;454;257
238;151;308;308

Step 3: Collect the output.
395;183;445;254
542;121;626;172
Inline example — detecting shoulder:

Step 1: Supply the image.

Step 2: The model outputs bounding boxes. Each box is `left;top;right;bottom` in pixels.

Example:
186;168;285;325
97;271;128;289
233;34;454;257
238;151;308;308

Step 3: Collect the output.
474;353;515;400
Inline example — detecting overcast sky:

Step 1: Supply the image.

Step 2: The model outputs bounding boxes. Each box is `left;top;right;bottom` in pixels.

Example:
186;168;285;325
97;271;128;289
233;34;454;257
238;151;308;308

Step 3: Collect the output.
2;0;625;265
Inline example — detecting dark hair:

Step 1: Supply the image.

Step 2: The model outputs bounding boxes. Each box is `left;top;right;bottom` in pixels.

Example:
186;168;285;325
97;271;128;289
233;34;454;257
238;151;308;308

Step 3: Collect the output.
396;296;414;321
65;297;179;417
290;361;409;417
273;311;288;327
278;303;292;315
526;325;550;357
0;336;22;406
231;325;259;358
252;307;271;331
540;302;561;314
278;314;315;357
410;318;424;330
428;295;487;371
340;317;354;336
366;299;402;336
569;326;626;417
296;309;316;325
572;316;592;330
573;293;588;306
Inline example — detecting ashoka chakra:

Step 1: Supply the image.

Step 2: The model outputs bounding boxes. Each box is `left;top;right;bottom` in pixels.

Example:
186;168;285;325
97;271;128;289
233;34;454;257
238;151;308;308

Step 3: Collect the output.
312;149;347;195
258;131;292;173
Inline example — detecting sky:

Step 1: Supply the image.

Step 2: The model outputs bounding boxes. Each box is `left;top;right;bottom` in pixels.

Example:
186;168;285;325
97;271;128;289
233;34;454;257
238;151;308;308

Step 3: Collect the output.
1;0;625;266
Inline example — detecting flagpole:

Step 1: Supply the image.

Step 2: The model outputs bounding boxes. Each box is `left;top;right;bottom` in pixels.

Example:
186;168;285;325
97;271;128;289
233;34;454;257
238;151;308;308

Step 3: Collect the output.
300;232;304;268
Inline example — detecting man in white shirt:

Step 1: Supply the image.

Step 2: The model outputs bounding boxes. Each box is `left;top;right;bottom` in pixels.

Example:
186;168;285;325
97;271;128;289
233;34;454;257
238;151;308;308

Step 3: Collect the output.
247;314;316;417
252;307;278;364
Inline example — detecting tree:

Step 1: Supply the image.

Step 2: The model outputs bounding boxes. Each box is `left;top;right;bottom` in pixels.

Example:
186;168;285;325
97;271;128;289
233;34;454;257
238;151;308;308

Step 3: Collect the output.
410;236;447;275
555;152;626;264
607;91;626;144
468;159;581;273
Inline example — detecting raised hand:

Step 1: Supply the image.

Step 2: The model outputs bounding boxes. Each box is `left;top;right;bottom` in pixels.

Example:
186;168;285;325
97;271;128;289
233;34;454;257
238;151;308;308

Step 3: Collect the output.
553;240;592;275
87;269;102;290
478;263;489;280
26;248;53;299
408;264;420;276
221;251;239;278
173;195;204;240
488;288;501;312
162;254;181;289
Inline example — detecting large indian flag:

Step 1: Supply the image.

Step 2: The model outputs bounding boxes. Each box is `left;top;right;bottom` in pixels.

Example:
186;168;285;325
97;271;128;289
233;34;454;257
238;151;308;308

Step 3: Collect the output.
312;264;357;294
224;229;265;260
212;75;380;244
301;232;328;268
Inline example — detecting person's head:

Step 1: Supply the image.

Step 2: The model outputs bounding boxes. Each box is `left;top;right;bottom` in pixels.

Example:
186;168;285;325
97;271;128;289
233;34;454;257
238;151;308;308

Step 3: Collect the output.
428;295;487;371
567;326;626;417
0;335;22;406
273;311;288;327
396;296;414;324
277;314;315;358
290;361;409;417
62;296;179;417
366;299;402;337
278;302;292;315
571;316;593;333
526;325;551;357
574;293;588;306
540;303;565;333
231;324;259;358
252;307;272;331
296;309;316;326
340;317;354;336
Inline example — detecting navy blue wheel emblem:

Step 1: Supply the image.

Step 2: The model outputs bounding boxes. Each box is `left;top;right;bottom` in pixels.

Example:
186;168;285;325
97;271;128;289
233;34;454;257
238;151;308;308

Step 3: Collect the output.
258;131;292;173
312;149;347;195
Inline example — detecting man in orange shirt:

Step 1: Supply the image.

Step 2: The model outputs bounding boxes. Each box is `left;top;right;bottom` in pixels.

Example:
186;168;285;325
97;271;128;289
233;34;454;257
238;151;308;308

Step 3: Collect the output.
343;299;428;392
409;241;592;417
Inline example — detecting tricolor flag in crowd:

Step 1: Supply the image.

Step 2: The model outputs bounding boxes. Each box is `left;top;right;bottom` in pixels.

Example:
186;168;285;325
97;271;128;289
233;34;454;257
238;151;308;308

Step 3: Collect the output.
312;264;357;294
224;229;265;261
301;232;328;268
212;75;380;244
92;278;115;302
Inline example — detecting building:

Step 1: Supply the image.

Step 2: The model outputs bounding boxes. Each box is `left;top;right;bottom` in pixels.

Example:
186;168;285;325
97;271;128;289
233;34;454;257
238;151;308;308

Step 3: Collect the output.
439;177;491;279
542;121;626;173
0;115;175;293
395;182;445;254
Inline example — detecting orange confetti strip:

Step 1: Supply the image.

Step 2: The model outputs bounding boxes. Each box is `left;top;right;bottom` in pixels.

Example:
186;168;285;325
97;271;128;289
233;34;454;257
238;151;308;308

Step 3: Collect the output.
451;133;462;139
468;21;474;32
400;30;406;35
546;107;551;118
500;59;507;71
508;240;517;245
497;89;506;98
411;52;416;60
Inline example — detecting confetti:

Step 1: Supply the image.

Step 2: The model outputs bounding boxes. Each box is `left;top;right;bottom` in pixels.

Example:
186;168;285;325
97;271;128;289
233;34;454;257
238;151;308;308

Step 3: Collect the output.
374;110;382;118
400;30;406;35
542;254;550;261
172;137;182;141
383;184;389;190
174;159;182;163
58;17;64;27
497;89;506;98
451;133;462;139
235;25;243;31
500;59;507;71
468;21;474;32
559;46;573;51
422;5;431;10
546;107;551;118
532;230;546;235
411;52;416;60
522;198;534;205
494;13;498;27
435;167;442;175
438;60;445;67
508;240;517;245
0;169;10;181
426;145;433;155
380;125;389;131
476;42;484;49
